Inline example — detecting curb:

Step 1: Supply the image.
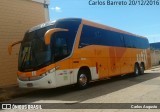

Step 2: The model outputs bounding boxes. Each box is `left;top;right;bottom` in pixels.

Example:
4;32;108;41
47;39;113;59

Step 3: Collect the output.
151;65;160;69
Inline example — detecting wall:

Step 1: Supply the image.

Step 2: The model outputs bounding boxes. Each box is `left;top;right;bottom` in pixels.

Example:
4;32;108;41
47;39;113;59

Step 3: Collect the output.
151;50;160;66
0;0;47;87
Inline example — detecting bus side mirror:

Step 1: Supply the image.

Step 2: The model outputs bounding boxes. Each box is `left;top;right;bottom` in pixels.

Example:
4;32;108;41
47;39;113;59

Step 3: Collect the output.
44;28;69;45
8;40;22;55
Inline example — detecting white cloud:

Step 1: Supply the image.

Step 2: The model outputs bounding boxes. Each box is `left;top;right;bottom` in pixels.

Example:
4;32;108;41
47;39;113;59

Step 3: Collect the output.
51;6;62;12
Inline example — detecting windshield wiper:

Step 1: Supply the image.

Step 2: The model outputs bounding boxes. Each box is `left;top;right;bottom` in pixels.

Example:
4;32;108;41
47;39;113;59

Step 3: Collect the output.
79;43;93;48
21;50;29;70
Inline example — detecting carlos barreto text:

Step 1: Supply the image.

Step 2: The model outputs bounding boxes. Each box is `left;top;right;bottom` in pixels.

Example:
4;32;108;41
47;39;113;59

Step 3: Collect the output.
88;0;127;5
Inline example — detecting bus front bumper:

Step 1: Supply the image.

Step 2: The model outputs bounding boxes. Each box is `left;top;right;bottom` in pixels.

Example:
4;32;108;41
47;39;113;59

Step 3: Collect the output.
17;73;57;89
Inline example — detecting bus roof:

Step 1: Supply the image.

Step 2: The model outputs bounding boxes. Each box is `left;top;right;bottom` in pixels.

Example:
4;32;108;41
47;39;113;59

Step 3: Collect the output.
27;18;146;39
81;19;146;39
28;18;82;32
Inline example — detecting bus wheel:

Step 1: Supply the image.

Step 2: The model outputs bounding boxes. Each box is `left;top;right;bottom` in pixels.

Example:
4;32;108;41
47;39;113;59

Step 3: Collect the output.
77;70;89;89
134;63;140;76
140;63;145;75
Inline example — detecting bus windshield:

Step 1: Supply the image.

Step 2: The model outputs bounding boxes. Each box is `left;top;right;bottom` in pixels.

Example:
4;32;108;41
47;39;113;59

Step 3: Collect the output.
18;19;81;72
18;30;51;72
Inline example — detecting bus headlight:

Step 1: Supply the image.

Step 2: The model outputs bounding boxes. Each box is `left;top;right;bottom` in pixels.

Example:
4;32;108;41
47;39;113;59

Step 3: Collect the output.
18;73;47;81
30;73;47;81
18;68;55;81
18;76;29;81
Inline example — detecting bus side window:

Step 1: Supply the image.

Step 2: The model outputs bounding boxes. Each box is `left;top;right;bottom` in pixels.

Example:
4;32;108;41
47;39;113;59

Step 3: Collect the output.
51;32;69;62
124;35;132;48
120;34;126;47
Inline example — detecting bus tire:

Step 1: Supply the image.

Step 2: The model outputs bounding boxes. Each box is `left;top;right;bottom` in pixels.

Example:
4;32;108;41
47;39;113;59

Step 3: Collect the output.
134;63;140;76
140;63;145;75
77;69;89;89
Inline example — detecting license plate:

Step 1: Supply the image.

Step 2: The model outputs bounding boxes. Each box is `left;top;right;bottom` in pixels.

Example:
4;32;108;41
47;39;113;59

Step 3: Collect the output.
27;83;33;87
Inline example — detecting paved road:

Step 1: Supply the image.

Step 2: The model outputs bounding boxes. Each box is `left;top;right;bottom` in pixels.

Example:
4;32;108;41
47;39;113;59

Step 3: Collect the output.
1;66;160;112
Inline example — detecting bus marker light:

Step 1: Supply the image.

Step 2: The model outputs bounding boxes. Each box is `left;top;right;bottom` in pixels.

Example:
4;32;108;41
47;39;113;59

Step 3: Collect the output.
32;71;36;76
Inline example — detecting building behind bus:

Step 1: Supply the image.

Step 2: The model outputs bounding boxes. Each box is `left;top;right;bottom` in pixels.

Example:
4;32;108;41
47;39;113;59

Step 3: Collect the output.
150;42;160;66
0;0;50;87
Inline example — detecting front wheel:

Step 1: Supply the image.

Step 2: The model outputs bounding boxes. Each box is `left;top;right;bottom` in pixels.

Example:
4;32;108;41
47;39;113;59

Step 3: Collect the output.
77;70;89;89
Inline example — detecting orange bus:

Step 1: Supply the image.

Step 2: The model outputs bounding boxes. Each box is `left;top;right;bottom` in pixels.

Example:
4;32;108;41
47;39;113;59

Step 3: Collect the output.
8;18;151;89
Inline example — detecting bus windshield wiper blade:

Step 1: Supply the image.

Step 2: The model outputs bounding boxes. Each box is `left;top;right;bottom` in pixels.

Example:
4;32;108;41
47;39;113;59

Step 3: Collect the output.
21;51;28;70
79;43;93;48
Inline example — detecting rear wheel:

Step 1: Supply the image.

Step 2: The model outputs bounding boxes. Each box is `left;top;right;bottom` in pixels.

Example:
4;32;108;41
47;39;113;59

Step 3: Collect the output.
140;63;145;75
77;69;89;89
134;63;140;76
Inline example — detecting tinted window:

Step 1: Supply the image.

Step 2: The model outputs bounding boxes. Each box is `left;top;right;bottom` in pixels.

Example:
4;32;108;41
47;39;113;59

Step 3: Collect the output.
51;32;69;62
79;25;149;49
79;25;124;48
55;20;81;52
123;34;149;49
50;19;81;62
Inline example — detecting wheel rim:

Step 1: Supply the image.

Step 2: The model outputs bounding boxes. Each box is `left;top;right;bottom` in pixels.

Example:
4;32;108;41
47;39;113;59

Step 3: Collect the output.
79;74;87;86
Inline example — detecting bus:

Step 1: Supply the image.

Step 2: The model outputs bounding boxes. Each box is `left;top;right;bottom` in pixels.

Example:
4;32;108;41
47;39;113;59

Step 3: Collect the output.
8;18;151;89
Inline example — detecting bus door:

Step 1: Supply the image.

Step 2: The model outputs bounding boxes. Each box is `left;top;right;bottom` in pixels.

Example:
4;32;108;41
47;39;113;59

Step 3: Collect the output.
51;32;71;87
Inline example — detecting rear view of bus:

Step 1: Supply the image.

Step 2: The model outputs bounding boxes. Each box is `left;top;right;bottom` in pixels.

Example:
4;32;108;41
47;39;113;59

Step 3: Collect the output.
8;18;151;89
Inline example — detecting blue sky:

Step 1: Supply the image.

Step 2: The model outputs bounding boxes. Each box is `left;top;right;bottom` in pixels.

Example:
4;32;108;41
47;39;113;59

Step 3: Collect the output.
48;0;160;43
